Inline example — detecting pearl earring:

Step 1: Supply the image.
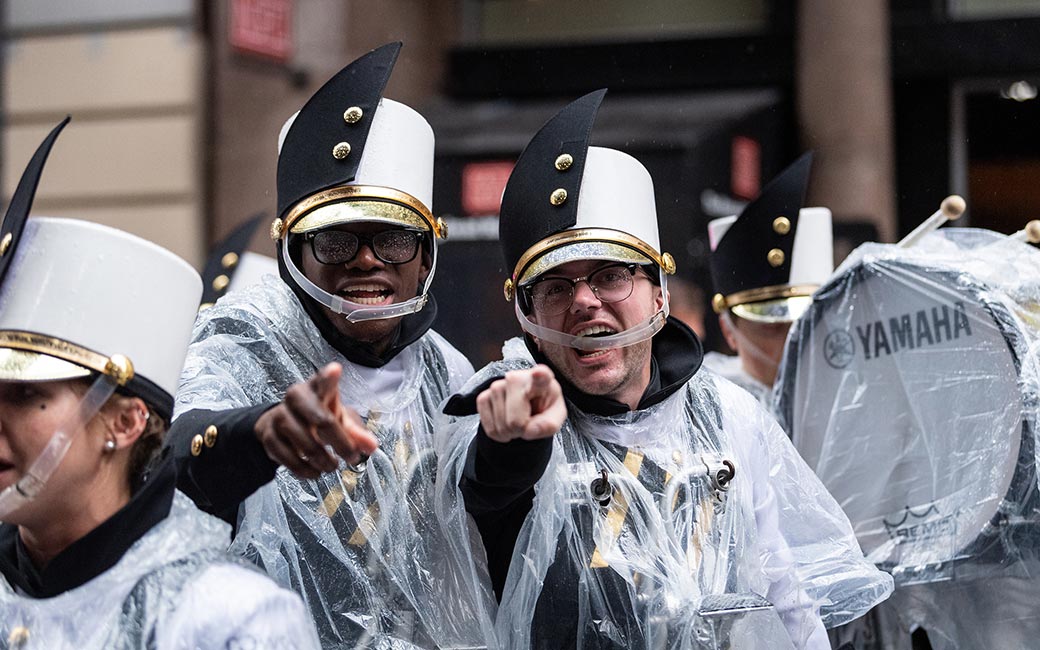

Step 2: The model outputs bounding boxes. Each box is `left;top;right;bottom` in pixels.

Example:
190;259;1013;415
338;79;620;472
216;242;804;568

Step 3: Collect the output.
104;438;117;453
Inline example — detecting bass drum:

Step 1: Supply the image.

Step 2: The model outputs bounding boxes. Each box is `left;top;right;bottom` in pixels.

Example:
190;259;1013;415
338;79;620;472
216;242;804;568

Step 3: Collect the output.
776;230;1040;584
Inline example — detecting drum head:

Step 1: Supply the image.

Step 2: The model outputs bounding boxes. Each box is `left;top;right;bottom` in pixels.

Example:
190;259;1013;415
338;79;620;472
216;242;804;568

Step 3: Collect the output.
778;257;1025;572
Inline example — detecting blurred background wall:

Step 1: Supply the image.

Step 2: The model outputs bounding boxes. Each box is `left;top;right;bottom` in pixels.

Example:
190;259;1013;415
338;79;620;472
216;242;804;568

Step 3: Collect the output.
3;0;1039;364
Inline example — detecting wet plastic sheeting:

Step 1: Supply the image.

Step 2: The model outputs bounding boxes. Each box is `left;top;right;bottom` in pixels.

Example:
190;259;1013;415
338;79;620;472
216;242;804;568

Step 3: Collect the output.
174;278;496;648
440;338;892;650
777;228;1040;585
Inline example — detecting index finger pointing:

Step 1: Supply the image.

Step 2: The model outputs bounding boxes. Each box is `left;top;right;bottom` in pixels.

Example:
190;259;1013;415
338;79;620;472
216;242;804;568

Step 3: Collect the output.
527;365;556;397
309;363;343;409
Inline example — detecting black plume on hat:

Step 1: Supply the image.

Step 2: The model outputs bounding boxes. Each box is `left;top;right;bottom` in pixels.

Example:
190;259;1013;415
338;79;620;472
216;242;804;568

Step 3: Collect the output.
0;116;71;287
710;152;813;300
499;89;606;277
276;42;401;220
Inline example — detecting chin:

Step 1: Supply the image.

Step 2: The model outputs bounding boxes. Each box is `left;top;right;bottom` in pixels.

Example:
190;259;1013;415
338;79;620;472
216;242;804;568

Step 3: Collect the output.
335;316;400;348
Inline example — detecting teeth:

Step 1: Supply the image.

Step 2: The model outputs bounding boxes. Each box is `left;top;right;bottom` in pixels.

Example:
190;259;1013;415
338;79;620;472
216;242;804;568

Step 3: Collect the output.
578;349;610;359
344;283;387;292
348;296;389;305
575;325;616;337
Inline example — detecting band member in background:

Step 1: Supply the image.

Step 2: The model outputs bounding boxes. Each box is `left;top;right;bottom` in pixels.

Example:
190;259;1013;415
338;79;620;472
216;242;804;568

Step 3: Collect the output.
166;44;494;648
439;91;891;650
0;119;318;649
702;155;833;407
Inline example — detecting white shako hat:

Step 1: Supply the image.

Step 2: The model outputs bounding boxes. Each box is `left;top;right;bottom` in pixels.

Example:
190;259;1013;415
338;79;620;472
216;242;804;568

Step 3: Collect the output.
269;42;444;323
0;118;202;421
708;152;833;323
271;42;443;240
500;89;676;302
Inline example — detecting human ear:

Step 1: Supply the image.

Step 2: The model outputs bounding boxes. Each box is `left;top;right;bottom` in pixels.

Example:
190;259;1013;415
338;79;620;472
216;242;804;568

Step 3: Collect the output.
104;396;149;451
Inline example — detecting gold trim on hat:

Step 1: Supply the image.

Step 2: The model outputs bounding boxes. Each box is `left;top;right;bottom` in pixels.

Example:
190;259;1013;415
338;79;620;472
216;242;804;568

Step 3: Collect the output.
711;284;819;314
0;330;134;385
281;185;440;240
511;228;675;288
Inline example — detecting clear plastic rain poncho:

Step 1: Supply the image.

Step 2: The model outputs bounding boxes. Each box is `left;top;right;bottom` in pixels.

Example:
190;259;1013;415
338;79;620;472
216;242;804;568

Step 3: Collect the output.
174;276;496;649
775;228;1040;649
437;337;892;650
0;492;319;649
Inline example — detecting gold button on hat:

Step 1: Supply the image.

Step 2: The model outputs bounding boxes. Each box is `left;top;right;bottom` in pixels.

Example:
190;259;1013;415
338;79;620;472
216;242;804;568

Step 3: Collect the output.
332;142;351;160
550;188;568;206
343;106;363;124
204;424;218;448
191;434;204;457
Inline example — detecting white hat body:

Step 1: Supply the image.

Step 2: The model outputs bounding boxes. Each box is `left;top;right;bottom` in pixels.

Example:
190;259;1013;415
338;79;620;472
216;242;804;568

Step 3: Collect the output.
573;147;661;252
278;98;434;210
709;207;834;285
0;217;202;396
228;251;279;293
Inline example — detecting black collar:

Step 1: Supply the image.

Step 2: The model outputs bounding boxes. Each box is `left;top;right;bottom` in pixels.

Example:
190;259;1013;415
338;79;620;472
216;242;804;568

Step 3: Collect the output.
0;453;176;598
528;317;703;416
278;254;437;368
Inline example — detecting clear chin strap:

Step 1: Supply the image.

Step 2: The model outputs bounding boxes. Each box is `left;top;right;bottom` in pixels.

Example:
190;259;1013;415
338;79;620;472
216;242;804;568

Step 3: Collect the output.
0;373;118;520
281;233;437;323
516;268;670;351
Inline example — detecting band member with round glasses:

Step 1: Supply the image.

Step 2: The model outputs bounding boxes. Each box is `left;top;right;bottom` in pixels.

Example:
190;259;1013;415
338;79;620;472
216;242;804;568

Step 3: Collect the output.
0;119;318;649
166;44;493;647
438;90;892;649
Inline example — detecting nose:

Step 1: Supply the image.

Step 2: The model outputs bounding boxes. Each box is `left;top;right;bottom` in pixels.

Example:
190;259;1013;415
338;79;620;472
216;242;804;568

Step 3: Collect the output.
570;279;601;312
347;242;383;270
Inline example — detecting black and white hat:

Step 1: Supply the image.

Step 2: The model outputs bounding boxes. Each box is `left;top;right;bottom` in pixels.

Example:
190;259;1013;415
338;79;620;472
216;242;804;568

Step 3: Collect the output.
708;153;833;323
0;119;202;421
499;90;676;350
270;42;445;323
200;213;278;307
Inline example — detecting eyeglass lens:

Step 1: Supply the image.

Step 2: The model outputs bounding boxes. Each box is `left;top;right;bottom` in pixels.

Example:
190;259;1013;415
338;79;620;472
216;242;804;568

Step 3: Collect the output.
529;264;637;315
310;229;422;265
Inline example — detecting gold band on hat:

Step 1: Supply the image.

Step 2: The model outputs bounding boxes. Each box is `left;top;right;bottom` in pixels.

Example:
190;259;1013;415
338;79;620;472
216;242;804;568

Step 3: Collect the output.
0;330;134;385
711;283;820;323
280;185;443;239
512;228;676;289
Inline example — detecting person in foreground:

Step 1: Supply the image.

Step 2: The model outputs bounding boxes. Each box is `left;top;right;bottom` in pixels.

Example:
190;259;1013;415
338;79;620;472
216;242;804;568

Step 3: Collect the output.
167;43;493;647
701;154;834;408
0;119;318;648
439;90;892;650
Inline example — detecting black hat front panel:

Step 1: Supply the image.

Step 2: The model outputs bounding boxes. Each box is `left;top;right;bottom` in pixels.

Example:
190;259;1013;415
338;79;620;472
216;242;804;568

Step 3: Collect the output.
710;152;813;298
276;42;401;220
499;89;607;276
0;117;71;287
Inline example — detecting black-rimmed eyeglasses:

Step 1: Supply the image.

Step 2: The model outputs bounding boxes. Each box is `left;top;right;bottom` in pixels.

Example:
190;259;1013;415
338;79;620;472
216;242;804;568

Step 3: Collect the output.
305;229;425;265
523;263;644;315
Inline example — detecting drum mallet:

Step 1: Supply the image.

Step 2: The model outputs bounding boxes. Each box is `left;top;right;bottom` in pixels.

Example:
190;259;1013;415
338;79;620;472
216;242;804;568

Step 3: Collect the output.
1008;220;1040;244
897;195;966;248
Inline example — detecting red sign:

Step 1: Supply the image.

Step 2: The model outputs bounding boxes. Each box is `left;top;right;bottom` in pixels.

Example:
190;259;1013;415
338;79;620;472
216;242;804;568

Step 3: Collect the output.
731;136;761;200
461;160;515;216
229;0;293;63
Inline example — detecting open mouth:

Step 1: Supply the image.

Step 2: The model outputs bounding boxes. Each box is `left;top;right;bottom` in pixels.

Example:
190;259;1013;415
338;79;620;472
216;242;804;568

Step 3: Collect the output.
574;325;617;359
339;283;394;306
